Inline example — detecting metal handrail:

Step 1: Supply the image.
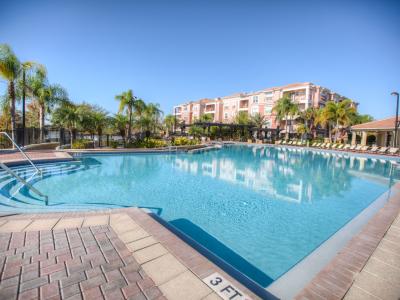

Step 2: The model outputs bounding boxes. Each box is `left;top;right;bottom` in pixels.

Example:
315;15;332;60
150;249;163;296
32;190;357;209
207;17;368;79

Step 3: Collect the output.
0;132;47;202
0;161;47;201
0;132;42;174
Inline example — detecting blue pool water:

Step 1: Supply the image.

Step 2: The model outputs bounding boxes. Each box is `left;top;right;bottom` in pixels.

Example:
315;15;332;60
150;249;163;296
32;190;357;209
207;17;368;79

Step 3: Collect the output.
1;145;399;286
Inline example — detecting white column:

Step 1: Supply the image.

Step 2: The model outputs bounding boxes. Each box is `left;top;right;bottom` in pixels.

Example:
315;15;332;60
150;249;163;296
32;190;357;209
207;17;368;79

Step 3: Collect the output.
361;132;367;146
351;132;357;145
305;87;310;109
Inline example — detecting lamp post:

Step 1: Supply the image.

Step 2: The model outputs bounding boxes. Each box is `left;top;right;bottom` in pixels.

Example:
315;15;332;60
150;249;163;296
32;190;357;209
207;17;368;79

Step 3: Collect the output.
391;92;399;147
21;68;26;146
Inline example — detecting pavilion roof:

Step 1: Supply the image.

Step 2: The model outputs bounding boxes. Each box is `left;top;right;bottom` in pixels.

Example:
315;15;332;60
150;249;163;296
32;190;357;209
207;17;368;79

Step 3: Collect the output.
351;117;397;131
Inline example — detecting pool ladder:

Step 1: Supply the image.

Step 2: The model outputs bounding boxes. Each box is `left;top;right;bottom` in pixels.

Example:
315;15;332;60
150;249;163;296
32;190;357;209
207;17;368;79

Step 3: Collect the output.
0;132;48;203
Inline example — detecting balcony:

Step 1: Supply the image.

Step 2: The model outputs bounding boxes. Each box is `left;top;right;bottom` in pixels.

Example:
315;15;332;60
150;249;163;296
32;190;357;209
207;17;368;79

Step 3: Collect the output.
205;104;216;112
239;100;249;110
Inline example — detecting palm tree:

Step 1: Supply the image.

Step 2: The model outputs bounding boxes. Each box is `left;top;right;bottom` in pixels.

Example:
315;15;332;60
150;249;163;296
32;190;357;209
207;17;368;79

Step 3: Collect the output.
90;109;109;147
272;95;298;139
251;113;267;139
112;114;128;144
144;103;163;135
0;44;21;142
115;90;135;140
52;102;79;145
300;107;317;134
164;114;176;136
0;44;43;143
27;69;68;141
234;111;250;125
322;99;356;141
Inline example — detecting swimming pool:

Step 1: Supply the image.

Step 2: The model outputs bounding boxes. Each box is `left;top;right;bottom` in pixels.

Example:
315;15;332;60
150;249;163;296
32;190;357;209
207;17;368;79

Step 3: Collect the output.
1;145;399;287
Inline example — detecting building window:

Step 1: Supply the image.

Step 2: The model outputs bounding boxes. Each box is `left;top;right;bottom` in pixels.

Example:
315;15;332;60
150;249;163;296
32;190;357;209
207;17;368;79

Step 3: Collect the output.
253;96;258;103
265;96;273;102
251;107;258;116
264;106;272;113
224;113;228;119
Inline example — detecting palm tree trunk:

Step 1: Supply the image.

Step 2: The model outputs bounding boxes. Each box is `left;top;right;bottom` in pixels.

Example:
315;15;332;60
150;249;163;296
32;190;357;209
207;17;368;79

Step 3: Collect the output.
39;104;45;142
335;119;339;142
285;114;289;140
128;108;132;140
69;129;74;145
98;129;102;147
9;81;16;145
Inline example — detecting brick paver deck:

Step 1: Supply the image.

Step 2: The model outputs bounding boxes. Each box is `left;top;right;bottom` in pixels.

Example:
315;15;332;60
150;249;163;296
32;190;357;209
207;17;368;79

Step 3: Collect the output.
0;208;260;300
344;214;400;300
0;150;72;165
0;225;157;299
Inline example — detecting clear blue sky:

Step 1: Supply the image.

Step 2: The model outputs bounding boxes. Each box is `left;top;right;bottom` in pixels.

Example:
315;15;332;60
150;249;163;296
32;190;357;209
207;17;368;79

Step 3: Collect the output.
1;0;399;119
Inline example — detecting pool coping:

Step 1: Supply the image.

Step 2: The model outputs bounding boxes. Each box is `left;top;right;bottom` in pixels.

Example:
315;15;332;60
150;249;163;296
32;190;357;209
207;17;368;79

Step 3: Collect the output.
267;181;400;299
294;181;400;299
2;147;400;299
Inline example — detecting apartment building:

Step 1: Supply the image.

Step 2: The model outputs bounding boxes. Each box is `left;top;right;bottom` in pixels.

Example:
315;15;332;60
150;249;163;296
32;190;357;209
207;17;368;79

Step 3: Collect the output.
173;82;354;129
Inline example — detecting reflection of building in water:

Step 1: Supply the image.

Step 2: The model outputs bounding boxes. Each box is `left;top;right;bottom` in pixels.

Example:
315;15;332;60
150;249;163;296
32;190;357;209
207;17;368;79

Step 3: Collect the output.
172;146;397;204
173;154;309;203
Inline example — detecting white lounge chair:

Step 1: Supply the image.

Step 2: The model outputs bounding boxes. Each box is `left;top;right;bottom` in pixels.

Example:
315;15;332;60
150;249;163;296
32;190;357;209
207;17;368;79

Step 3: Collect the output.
388;147;399;155
378;147;388;154
369;146;379;153
337;144;344;150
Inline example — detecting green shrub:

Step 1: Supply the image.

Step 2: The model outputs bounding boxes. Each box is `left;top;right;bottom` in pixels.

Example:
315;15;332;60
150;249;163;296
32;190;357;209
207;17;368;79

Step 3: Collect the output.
126;138;166;148
72;139;93;149
172;137;200;146
110;140;119;149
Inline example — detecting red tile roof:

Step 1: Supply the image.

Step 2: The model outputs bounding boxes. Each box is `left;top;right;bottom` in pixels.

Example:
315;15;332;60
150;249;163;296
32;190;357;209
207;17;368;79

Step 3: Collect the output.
351;116;397;130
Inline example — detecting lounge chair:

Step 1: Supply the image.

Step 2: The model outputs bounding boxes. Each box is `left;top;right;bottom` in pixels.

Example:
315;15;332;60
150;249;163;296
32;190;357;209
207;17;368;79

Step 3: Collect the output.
319;143;326;148
297;141;302;146
378;147;388;154
311;142;317;147
343;144;351;150
324;143;331;149
349;144;357;151
388;147;399;155
360;145;370;152
337;144;344;150
331;144;338;149
354;145;363;151
369;146;379;153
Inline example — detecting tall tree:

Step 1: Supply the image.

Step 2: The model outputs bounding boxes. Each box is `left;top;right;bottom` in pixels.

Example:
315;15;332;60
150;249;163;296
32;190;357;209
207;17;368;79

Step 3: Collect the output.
27;69;68;141
163;114;176;136
115;90;135;140
112;114;128;144
234;111;250;125
272;95;298;139
0;44;21;142
251;113;267;139
52;102;79;144
144;103;163;135
322;99;356;141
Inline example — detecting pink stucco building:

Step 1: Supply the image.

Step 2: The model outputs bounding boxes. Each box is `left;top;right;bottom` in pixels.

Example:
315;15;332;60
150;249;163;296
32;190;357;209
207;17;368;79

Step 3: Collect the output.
173;82;355;130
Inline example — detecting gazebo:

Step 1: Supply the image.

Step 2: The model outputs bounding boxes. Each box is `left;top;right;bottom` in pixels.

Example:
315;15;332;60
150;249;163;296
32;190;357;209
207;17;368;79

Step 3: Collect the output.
350;116;399;147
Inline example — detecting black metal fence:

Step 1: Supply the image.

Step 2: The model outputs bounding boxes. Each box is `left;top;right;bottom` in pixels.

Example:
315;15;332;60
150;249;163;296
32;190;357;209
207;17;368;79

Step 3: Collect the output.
0;127;125;149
